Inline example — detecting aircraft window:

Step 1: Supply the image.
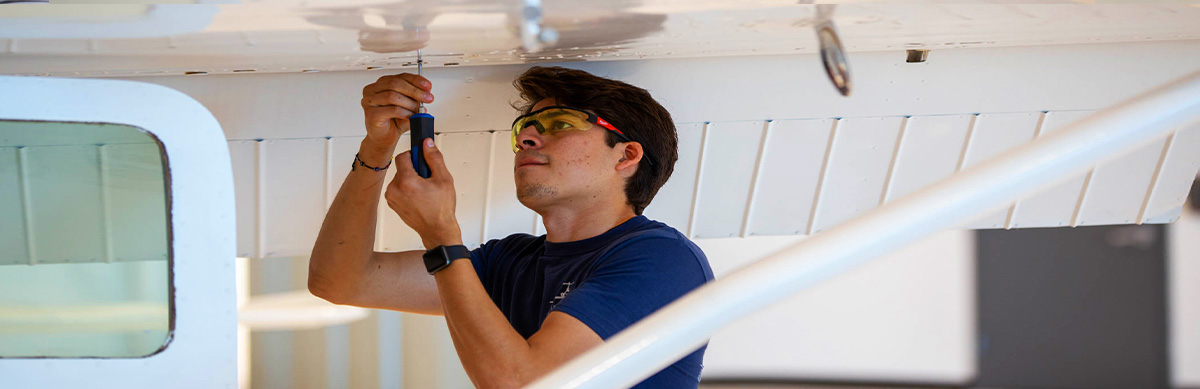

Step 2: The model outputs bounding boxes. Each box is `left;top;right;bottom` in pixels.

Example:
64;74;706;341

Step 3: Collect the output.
0;120;171;358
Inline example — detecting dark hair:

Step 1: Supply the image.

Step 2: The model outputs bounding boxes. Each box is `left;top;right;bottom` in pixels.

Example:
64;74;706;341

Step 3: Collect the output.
512;66;678;216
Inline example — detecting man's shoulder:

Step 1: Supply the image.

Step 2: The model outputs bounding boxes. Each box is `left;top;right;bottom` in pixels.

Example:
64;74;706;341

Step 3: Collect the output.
602;220;713;278
617;219;702;254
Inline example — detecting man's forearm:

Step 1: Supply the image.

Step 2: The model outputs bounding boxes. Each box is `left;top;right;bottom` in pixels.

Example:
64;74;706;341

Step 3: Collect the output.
434;258;542;388
308;139;395;300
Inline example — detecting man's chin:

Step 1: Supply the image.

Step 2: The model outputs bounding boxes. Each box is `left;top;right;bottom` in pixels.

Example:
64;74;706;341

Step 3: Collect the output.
517;183;558;204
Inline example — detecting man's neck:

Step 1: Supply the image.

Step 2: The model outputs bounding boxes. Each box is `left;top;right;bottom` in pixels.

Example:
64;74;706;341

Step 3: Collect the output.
540;201;637;243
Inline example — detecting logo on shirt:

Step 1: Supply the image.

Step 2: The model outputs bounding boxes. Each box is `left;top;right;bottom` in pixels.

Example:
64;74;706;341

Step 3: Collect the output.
548;282;573;306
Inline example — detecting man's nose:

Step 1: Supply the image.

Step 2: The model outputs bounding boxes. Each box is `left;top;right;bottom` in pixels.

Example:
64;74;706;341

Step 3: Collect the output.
514;125;543;151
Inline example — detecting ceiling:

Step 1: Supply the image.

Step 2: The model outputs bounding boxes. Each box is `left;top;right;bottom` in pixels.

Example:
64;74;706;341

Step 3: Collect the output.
1;1;1200;77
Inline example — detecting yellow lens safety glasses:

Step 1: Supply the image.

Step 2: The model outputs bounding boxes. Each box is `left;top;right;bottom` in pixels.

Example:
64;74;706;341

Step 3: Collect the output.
510;105;655;167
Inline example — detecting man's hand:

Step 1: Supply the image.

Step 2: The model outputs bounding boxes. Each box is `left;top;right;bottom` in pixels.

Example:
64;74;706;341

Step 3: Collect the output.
308;73;439;311
386;137;462;249
360;73;435;153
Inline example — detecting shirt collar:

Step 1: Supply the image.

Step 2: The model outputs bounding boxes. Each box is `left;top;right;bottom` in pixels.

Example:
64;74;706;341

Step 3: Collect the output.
542;215;651;257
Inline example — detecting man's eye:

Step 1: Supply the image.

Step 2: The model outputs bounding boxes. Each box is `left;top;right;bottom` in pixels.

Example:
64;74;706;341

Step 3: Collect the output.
550;120;574;130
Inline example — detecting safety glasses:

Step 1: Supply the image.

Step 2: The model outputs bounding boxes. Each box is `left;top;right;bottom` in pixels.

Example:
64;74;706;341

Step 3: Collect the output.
511;105;656;167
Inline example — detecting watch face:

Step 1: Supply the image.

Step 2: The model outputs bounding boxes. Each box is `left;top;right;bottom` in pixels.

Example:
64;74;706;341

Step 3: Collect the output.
424;245;468;275
423;248;449;274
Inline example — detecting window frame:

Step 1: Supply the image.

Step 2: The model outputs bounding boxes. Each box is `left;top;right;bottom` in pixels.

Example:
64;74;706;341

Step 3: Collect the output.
0;75;235;387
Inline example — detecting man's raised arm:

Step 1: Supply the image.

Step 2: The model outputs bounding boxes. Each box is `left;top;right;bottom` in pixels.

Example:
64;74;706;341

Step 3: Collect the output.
307;73;443;315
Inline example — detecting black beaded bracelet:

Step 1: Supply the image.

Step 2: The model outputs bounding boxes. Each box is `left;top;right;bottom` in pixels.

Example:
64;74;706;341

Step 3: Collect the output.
352;153;392;172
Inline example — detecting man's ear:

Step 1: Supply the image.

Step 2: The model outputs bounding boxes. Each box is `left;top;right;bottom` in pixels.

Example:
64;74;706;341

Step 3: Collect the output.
615;142;643;176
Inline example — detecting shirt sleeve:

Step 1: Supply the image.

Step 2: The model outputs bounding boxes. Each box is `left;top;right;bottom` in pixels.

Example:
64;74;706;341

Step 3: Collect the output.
468;239;499;287
550;236;713;340
469;233;539;293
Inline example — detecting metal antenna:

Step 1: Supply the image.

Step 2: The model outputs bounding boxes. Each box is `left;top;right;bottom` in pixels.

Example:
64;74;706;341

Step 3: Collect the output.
814;4;851;97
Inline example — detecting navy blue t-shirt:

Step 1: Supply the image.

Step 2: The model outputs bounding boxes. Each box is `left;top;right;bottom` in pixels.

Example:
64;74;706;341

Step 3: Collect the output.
468;215;715;388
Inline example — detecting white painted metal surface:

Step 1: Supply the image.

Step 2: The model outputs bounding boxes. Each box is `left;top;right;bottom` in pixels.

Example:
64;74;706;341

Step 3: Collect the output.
262;138;325;258
0;4;218;39
1142;128;1200;224
958;112;1042;229
693;121;767;239
440;131;498;250
746;119;833;236
84;40;1200;140
1009;110;1095;228
203;112;1200;263
1080;135;1170;226
527;70;1200;389
227;140;258;257
811;116;905;233
4;3;1200;79
377;133;425;251
885;114;974;203
84;43;1192;267
0;76;236;386
642;122;703;234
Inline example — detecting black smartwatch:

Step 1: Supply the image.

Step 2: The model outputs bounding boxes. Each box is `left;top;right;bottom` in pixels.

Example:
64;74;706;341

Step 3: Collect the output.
423;245;470;275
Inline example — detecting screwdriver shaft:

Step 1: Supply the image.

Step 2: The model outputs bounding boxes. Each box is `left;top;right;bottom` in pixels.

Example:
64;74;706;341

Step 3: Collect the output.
417;49;426;113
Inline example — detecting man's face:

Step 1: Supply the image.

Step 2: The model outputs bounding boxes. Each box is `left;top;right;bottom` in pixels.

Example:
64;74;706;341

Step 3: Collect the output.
512;98;625;210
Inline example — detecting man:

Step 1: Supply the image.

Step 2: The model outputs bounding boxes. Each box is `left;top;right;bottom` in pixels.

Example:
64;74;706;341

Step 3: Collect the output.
309;66;714;388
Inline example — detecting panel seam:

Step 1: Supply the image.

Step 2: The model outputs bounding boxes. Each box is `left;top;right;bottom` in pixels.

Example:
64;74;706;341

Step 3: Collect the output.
1137;132;1176;224
807;119;840;235
879;116;910;205
99;144;114;263
687;122;712;238
17;147;37;265
1005;112;1048;229
739;120;772;237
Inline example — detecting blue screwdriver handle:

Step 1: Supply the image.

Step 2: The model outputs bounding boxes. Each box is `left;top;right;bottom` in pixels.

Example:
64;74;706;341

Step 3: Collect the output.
409;113;435;178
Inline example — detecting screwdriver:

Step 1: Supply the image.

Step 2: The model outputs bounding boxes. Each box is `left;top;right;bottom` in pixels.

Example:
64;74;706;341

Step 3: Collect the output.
409;49;435;178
